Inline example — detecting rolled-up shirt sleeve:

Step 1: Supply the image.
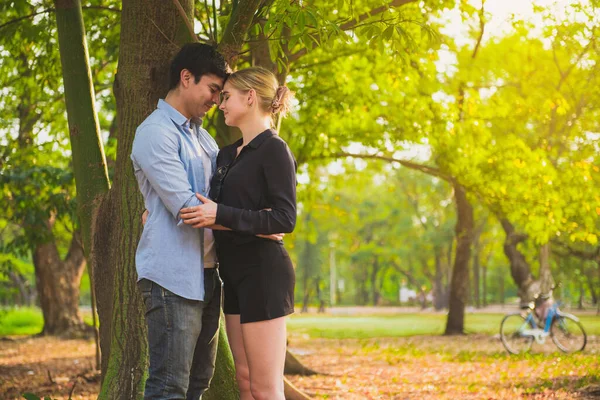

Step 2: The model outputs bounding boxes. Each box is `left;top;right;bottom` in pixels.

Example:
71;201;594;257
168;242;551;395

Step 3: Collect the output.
216;139;297;234
131;124;201;220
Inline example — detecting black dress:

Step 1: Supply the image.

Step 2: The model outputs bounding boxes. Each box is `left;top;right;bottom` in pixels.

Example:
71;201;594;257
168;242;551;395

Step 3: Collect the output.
210;129;297;323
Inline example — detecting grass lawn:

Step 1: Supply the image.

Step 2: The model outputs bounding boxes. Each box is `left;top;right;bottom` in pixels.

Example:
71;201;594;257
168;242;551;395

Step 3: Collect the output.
0;307;95;336
1;306;598;340
286;312;600;339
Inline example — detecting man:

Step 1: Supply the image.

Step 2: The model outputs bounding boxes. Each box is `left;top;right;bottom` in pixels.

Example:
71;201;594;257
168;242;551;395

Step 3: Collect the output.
131;43;229;400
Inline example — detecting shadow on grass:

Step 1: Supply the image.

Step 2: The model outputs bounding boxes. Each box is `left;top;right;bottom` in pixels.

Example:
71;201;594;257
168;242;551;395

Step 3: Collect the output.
514;375;600;397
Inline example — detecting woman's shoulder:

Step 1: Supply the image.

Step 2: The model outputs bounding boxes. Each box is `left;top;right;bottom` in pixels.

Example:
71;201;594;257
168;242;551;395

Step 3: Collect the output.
264;133;297;167
264;131;291;150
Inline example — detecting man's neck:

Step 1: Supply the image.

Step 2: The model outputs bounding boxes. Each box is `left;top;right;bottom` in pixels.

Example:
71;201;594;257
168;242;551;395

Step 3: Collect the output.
164;91;191;120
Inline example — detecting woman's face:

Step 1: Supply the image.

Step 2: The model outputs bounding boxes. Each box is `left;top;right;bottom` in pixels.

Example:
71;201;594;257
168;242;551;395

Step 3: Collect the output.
218;82;248;127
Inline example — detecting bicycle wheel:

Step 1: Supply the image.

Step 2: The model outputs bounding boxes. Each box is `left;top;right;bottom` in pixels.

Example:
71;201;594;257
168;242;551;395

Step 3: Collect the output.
500;313;534;355
551;314;587;353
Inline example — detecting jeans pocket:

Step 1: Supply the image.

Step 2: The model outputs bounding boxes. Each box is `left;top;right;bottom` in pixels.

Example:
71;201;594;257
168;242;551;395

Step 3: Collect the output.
138;279;153;313
142;292;153;314
138;278;153;293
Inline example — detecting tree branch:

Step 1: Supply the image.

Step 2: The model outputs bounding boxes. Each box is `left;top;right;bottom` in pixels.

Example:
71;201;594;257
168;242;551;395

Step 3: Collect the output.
398;179;429;230
308;151;450;181
218;0;263;66
471;0;485;59
0;6;121;31
64;230;85;267
171;0;197;42
288;0;418;63
551;240;600;262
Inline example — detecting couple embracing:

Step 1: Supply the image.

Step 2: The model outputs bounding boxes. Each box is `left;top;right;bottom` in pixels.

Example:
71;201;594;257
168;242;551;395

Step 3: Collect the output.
131;43;297;400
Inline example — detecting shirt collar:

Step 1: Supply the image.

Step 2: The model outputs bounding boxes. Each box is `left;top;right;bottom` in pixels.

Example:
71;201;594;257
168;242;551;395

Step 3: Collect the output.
246;129;275;149
157;99;203;130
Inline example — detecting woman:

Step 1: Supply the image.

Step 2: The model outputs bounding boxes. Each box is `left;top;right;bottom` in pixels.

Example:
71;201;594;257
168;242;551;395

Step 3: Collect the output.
180;67;296;400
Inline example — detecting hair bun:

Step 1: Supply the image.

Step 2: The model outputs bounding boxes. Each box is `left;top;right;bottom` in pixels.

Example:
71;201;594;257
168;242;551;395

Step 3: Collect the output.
271;86;291;115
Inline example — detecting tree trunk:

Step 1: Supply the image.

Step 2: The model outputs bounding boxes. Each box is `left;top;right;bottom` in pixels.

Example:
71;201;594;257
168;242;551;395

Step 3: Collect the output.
500;219;538;303
499;273;505;306
32;227;88;337
7;270;36;306
301;215;314;313
585;267;598;305
371;258;380;305
445;240;453;307
472;231;481;308
284;351;318;376
203;321;239;400
54;0;111;256
539;243;554;295
218;0;263;65
359;268;369;305
433;248;445;310
444;183;474;335
482;261;487;307
54;0;110;343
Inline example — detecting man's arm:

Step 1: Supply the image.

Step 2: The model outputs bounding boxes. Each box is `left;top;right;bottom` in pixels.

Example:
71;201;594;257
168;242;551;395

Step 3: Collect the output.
132;124;202;221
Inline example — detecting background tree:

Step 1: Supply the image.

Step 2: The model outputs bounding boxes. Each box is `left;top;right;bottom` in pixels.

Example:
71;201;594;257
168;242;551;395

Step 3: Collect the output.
0;0;119;337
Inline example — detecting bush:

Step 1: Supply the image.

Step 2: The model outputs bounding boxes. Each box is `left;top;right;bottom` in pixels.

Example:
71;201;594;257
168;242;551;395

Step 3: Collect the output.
0;306;43;336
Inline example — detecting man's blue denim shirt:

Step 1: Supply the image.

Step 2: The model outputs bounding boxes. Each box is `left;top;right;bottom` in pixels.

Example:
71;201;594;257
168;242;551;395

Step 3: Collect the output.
131;99;219;300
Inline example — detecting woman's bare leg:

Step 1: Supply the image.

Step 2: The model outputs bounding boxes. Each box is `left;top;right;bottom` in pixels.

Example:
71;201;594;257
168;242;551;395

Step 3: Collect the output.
225;314;253;400
242;316;287;400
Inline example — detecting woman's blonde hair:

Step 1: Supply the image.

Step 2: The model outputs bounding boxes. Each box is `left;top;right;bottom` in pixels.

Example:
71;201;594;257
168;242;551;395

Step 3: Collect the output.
226;67;294;117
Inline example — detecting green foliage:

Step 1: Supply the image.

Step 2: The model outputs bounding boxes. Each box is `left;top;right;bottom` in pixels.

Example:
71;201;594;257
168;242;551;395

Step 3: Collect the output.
0;150;76;255
0;307;43;336
0;0;119;299
1;0;599;310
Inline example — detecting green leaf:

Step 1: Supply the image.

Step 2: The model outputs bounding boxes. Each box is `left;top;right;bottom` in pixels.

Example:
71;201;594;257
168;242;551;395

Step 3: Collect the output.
383;26;395;40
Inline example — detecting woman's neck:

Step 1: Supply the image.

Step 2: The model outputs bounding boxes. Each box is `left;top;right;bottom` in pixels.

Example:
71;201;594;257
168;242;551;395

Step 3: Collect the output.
238;116;272;146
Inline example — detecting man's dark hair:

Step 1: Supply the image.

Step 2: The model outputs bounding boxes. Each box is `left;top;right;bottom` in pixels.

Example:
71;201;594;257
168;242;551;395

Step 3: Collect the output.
168;43;230;91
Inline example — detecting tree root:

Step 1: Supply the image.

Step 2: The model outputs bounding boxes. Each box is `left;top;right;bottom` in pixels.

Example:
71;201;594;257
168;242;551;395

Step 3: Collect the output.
284;350;319;376
284;376;312;400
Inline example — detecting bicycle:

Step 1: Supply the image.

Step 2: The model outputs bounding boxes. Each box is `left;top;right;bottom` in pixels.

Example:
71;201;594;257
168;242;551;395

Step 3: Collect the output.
500;293;587;355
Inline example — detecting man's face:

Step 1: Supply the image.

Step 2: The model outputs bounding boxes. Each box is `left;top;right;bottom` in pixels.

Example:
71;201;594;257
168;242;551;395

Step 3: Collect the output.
183;72;224;119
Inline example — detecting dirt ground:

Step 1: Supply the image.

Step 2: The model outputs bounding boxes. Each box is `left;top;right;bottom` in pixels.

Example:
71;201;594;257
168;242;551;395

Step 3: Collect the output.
1;334;599;400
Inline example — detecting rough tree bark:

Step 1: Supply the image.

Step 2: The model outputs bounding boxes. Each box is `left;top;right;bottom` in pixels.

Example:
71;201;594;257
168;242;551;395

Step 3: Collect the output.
33;227;88;337
472;225;483;308
444;183;474;335
500;219;538;303
433;246;448;310
539;242;554;294
53;0;109;343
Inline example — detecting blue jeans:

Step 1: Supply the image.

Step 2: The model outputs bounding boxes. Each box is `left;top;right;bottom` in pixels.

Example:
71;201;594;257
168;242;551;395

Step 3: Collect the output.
138;268;222;400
